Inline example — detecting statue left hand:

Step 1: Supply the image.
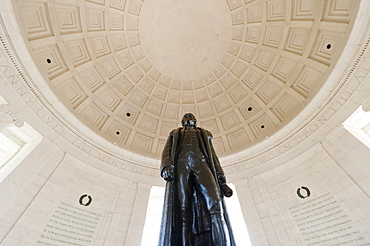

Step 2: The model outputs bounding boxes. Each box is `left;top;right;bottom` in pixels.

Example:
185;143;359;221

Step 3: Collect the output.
217;173;226;185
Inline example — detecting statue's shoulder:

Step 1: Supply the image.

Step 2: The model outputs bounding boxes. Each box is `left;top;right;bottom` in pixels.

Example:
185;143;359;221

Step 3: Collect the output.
197;127;213;139
169;127;182;135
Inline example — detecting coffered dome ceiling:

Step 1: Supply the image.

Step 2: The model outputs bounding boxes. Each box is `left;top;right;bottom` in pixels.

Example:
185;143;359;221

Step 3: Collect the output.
13;0;359;158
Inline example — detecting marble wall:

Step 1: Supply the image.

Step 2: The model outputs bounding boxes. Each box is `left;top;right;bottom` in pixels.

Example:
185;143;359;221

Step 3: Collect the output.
235;126;370;246
1;121;369;246
0;139;151;246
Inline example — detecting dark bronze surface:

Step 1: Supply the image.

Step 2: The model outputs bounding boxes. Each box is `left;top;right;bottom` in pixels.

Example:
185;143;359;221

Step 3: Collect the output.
159;113;235;246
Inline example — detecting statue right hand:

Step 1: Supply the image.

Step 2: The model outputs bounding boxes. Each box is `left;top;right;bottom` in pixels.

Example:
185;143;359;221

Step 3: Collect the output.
162;166;174;181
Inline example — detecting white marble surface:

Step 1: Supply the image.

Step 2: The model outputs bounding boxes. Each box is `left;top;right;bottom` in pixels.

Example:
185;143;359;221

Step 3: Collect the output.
0;0;370;245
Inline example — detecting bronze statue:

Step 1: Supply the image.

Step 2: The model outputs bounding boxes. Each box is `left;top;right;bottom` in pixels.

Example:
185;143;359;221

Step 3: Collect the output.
159;113;235;246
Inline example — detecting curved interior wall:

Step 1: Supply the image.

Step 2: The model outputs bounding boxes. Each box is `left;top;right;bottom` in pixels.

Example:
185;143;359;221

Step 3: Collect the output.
0;0;370;245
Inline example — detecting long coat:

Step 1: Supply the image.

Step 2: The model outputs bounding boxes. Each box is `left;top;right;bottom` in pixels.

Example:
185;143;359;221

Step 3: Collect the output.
160;127;224;177
159;127;235;246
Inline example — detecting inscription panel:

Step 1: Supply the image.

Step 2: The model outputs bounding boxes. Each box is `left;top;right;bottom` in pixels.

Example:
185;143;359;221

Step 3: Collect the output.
288;192;369;246
250;148;370;245
37;202;101;246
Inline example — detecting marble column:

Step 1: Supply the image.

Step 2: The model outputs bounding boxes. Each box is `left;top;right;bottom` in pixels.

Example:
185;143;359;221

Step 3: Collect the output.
233;178;269;246
124;183;152;246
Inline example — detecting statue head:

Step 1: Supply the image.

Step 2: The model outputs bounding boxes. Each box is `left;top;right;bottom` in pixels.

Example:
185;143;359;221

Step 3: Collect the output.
181;113;197;127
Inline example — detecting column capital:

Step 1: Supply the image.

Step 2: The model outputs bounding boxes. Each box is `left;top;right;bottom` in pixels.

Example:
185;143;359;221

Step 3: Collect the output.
0;104;24;128
362;95;370;112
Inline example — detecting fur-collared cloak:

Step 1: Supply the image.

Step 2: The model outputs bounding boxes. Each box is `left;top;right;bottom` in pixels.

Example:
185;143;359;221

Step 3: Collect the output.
158;127;235;246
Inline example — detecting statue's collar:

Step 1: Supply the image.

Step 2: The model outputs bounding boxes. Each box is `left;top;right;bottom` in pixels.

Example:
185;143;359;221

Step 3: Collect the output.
184;125;196;130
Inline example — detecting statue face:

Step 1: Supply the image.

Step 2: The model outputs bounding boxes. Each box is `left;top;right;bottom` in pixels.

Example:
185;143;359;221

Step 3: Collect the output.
182;113;197;126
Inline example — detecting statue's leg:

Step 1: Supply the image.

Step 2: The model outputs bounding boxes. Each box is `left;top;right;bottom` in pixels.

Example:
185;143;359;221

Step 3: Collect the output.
176;160;192;246
193;165;227;246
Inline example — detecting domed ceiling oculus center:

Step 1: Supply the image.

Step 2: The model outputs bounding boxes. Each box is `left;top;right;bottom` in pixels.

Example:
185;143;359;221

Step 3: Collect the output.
13;0;359;158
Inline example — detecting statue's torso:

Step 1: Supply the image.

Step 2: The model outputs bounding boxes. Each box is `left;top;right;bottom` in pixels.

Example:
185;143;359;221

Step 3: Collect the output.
178;127;206;165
